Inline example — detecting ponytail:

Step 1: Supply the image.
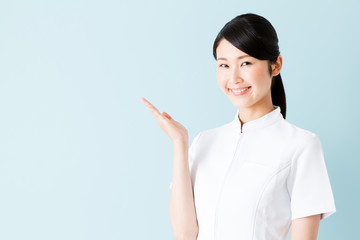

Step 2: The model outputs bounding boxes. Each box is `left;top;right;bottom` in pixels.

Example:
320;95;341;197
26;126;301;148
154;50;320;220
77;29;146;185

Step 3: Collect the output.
271;73;286;119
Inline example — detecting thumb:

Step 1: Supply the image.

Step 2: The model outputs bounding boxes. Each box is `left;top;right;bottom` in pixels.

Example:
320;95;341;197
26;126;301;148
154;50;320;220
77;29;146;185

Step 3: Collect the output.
162;112;172;120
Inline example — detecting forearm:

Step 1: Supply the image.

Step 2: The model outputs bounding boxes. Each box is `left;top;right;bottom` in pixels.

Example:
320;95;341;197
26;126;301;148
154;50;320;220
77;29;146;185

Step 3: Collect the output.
169;141;198;240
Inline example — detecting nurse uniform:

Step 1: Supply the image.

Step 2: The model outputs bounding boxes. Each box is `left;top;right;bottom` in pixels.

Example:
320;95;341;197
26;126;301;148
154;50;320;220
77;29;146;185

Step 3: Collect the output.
169;105;336;240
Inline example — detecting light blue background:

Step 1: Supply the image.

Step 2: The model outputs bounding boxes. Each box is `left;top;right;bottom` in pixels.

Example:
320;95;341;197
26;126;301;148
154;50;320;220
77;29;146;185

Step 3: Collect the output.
0;0;359;239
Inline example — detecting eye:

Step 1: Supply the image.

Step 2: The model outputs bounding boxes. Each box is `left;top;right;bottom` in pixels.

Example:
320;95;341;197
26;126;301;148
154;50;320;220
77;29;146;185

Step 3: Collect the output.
218;62;251;68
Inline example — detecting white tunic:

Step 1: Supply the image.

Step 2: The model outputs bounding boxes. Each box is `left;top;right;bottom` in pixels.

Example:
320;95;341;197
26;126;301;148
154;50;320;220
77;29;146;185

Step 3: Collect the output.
169;105;336;240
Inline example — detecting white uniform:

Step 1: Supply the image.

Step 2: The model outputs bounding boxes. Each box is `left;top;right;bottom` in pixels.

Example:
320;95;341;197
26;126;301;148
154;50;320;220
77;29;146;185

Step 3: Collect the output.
169;105;336;240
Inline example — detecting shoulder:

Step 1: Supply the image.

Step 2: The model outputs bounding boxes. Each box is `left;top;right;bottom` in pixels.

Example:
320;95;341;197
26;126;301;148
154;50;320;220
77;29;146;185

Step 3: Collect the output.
280;119;322;154
198;118;237;138
191;120;235;147
281;119;319;141
200;121;234;136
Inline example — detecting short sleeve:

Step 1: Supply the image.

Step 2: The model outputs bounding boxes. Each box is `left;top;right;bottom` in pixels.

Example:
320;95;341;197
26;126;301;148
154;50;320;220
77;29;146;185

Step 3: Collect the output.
169;132;201;190
286;134;336;220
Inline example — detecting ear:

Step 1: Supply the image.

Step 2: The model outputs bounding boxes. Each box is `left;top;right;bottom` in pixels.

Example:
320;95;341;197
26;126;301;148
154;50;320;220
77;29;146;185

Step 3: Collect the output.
271;55;283;77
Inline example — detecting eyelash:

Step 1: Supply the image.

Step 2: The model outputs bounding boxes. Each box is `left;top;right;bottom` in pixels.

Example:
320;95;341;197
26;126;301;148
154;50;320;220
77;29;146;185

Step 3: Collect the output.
219;62;251;68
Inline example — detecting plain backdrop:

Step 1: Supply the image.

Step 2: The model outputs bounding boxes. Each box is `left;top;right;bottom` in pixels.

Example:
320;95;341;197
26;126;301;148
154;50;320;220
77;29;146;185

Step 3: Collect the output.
0;0;359;239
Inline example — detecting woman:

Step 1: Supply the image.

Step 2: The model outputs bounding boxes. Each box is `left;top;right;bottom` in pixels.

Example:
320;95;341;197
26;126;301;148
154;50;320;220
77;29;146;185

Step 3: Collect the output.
140;13;336;240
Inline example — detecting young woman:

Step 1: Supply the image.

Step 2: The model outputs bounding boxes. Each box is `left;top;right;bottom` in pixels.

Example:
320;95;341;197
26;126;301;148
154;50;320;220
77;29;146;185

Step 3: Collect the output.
140;13;336;240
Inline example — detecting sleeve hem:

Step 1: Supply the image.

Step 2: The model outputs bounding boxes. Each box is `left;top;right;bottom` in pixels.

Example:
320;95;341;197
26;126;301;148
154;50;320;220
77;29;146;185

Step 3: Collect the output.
291;207;336;221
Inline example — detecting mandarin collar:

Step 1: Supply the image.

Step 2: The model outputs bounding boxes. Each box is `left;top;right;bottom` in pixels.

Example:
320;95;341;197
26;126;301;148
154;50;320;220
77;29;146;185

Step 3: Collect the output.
232;105;283;134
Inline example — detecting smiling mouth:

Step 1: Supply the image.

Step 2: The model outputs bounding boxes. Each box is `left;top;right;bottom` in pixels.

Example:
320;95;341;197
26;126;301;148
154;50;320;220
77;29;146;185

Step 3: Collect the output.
229;86;251;96
230;86;251;92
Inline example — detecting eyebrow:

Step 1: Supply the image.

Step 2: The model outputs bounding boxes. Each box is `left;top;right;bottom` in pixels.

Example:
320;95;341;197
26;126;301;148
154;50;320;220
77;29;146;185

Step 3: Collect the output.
217;55;250;61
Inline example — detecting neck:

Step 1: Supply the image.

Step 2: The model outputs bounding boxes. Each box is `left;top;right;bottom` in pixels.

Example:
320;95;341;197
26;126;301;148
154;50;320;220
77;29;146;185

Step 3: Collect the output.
237;98;275;126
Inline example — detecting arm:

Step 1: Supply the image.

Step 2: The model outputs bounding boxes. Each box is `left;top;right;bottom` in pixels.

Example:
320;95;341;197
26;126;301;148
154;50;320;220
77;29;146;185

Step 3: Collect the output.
290;214;321;240
169;141;199;240
139;97;198;240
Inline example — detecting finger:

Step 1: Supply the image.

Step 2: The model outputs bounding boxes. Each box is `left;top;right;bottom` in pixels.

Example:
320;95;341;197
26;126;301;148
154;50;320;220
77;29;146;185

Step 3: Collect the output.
140;97;161;116
140;97;165;120
162;112;172;120
162;112;169;119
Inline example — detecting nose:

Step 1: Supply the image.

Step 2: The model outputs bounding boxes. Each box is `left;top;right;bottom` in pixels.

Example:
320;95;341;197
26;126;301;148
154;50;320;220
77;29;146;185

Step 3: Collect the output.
229;66;244;84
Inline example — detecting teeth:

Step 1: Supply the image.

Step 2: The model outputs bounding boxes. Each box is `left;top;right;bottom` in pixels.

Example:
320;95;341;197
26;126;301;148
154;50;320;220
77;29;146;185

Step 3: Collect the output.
232;87;249;93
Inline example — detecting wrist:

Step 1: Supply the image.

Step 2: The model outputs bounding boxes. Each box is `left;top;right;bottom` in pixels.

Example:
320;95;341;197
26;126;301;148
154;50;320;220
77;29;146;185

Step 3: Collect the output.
173;139;189;148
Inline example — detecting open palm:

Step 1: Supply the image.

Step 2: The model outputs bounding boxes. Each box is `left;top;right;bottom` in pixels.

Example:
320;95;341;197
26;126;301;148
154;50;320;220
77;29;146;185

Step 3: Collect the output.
140;97;188;144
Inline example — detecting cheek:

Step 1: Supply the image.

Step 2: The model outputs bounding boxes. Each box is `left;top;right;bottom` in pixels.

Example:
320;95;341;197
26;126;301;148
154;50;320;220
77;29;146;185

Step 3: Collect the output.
247;68;271;87
216;71;227;87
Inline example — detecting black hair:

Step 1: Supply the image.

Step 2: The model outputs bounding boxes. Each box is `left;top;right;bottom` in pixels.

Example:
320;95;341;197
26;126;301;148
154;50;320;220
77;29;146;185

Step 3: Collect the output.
213;13;286;119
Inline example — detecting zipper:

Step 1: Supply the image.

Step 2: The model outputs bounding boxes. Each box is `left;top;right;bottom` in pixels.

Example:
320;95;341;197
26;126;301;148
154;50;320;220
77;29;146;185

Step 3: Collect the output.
214;130;245;239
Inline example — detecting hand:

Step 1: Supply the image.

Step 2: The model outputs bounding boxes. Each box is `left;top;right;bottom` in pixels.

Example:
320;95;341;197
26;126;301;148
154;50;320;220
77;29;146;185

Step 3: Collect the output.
140;97;188;145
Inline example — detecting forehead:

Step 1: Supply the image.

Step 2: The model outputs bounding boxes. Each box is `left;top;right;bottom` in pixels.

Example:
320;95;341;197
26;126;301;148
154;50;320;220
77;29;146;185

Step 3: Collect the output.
216;38;250;59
